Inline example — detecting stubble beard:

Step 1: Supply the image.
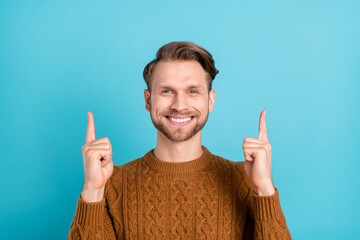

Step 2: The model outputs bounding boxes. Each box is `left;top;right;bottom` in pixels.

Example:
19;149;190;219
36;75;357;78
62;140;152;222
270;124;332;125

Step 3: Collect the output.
150;108;209;142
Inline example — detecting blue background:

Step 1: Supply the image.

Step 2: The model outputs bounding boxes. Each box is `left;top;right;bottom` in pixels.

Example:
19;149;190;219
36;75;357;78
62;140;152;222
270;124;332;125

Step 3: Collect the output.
1;0;359;239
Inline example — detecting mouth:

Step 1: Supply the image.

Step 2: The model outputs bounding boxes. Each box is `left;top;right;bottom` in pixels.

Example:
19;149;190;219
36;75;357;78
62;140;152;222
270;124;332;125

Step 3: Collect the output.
166;115;195;126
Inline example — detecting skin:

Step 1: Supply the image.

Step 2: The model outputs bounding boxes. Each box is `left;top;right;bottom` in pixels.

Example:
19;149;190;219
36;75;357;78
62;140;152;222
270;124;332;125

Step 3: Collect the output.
81;60;275;202
243;110;275;196
80;112;113;202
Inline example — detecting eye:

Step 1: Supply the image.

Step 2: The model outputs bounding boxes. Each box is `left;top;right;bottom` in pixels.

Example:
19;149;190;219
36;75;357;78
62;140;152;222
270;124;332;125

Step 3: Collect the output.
162;89;173;94
189;90;198;94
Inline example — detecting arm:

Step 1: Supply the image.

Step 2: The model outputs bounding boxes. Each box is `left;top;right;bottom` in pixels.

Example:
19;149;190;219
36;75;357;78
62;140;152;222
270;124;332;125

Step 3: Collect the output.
67;112;123;239
234;162;291;239
244;187;292;240
67;166;124;240
67;194;117;240
240;110;292;239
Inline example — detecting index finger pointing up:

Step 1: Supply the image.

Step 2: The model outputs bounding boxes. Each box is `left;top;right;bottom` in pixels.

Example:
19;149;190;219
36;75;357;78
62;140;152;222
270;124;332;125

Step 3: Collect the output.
258;110;269;143
86;111;95;144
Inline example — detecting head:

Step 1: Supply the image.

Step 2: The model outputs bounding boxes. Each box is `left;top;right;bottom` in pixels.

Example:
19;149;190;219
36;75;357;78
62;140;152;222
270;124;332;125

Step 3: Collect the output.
143;41;219;142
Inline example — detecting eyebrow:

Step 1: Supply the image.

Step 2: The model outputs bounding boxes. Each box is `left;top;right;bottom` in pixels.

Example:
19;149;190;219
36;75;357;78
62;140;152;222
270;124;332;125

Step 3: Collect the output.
158;84;202;89
188;85;201;88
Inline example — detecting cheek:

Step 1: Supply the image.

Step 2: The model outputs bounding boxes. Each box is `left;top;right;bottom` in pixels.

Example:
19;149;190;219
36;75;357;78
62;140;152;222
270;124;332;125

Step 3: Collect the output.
192;99;209;114
150;98;168;116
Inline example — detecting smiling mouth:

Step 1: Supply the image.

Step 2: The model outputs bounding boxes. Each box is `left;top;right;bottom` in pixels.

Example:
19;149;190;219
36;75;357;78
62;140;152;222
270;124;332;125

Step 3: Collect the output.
166;116;195;125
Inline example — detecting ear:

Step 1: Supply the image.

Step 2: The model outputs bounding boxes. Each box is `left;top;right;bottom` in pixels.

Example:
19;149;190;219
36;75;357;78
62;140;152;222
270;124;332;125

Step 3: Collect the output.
144;89;151;111
208;89;215;112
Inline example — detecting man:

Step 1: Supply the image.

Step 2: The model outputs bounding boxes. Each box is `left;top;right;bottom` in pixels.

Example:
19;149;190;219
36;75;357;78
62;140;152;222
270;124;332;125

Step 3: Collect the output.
67;41;292;239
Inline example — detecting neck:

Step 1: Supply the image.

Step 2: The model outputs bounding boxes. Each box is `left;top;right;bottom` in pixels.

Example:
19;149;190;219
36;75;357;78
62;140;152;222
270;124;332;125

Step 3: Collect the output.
153;131;203;163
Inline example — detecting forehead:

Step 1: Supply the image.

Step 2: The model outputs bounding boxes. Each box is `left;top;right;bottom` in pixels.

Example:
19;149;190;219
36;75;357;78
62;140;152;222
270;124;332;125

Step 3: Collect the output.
151;60;208;89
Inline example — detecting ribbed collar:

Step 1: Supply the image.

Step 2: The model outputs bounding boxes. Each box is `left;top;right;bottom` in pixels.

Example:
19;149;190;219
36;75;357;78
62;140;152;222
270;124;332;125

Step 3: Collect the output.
143;145;212;173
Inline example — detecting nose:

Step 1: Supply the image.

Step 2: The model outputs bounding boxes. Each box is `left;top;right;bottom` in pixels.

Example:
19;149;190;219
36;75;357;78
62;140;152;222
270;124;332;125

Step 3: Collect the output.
170;93;189;112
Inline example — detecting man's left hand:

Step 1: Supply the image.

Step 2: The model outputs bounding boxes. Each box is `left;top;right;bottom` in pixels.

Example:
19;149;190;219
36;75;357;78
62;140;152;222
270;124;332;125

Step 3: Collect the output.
242;110;275;196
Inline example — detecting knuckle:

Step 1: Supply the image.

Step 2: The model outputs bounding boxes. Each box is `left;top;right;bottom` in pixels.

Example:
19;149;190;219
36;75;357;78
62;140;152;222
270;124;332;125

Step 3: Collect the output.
86;149;95;157
82;145;88;152
263;145;268;151
264;143;271;151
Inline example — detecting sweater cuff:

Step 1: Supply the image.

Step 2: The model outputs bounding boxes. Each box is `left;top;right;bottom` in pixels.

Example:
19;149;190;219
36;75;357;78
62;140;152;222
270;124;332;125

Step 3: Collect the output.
74;195;106;227
252;187;283;221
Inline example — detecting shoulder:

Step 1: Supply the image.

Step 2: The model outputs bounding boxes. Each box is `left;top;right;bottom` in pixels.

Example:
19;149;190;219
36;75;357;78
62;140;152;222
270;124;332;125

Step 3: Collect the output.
208;152;245;173
106;152;144;183
111;156;143;180
104;157;144;202
209;153;253;195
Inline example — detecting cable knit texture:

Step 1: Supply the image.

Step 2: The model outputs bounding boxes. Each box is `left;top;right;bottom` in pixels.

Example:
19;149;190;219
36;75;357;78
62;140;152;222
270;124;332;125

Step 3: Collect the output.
68;146;292;239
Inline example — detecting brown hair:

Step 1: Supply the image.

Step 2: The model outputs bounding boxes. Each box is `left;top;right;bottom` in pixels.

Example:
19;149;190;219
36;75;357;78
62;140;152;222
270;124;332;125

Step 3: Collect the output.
143;41;219;92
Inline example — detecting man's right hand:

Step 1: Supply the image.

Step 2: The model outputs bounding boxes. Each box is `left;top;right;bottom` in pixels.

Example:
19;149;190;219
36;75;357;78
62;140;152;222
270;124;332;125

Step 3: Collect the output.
80;111;114;202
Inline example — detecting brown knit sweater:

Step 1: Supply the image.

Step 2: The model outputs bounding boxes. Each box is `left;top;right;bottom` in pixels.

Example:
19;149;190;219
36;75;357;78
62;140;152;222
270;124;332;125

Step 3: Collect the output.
68;146;292;239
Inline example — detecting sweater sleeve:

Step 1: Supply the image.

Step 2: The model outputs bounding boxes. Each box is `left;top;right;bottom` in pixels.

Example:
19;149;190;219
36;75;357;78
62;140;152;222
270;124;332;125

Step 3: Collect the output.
234;162;292;240
67;166;124;240
244;188;292;240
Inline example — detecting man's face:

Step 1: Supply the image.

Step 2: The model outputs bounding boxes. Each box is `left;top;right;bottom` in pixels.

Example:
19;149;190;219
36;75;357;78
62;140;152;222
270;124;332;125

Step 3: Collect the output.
144;60;215;142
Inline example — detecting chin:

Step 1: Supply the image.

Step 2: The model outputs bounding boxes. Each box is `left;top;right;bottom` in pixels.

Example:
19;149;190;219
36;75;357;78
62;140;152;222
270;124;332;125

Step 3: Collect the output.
160;122;204;142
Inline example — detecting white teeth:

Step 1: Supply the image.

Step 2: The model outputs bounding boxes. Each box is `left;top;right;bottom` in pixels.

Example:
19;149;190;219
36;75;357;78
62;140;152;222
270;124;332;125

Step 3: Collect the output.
169;117;192;123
